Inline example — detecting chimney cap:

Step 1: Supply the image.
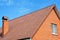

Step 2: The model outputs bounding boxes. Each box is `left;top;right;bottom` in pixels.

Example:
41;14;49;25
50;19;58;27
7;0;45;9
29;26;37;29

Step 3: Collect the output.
2;16;8;20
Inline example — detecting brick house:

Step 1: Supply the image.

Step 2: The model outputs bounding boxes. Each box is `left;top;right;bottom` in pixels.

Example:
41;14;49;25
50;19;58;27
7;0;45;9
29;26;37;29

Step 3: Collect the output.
0;5;60;40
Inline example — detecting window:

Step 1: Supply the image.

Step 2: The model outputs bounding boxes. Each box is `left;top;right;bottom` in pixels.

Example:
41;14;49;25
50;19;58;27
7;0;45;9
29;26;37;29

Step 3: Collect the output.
51;23;57;35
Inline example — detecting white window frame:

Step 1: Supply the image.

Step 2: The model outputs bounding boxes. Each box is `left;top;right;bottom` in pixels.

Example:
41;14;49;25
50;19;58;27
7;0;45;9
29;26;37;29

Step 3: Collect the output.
51;23;58;35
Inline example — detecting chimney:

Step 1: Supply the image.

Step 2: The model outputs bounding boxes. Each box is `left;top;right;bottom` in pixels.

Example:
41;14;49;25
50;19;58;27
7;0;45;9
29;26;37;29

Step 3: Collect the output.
2;16;9;37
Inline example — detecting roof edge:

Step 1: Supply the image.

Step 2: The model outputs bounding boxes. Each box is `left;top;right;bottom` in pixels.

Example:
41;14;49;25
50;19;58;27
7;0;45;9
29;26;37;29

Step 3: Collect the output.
9;4;56;22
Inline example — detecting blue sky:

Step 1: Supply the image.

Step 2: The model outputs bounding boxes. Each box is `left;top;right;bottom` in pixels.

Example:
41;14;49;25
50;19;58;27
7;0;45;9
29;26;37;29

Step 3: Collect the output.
0;0;60;27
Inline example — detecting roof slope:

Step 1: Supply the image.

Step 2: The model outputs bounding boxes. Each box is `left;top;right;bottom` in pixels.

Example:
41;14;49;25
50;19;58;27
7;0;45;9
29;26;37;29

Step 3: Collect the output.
0;5;60;40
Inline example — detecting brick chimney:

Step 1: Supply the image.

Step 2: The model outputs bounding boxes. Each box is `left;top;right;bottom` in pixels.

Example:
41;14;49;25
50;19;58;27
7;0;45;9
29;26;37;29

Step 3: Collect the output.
2;16;9;37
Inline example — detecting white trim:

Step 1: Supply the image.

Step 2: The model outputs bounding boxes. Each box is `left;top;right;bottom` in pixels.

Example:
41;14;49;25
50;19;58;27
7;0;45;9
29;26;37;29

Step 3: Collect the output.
52;33;58;36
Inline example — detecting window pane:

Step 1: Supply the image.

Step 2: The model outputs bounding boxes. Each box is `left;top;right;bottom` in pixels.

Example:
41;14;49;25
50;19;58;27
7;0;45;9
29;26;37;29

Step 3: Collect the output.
52;24;57;35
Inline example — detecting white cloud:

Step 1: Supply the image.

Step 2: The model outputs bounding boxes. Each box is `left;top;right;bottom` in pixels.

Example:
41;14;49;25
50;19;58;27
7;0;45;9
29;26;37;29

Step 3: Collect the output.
0;0;8;2
0;0;14;6
21;1;33;6
0;0;34;7
19;8;30;13
6;0;14;6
